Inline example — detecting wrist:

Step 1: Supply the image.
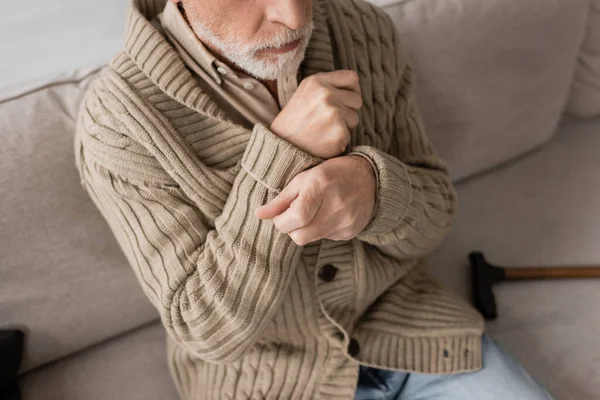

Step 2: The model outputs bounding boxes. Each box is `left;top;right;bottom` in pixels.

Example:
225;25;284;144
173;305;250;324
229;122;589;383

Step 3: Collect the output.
347;154;377;215
269;118;283;138
345;153;379;231
347;154;376;180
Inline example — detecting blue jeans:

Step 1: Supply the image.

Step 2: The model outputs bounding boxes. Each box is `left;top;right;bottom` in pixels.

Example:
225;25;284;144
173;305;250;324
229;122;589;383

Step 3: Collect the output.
355;334;554;400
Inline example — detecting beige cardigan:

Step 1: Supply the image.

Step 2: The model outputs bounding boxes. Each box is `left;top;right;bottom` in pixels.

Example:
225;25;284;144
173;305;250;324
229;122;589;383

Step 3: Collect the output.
74;0;485;398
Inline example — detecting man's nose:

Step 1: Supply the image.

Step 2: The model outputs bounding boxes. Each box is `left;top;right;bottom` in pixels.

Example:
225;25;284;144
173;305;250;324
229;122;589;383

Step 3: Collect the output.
265;0;308;31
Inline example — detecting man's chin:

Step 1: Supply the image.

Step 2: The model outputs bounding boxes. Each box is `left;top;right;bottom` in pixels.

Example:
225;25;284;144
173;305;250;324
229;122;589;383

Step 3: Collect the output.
246;54;303;80
256;47;299;63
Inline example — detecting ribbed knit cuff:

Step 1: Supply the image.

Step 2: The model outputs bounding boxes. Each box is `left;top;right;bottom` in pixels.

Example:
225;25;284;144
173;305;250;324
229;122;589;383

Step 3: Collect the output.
241;124;325;192
346;145;412;237
345;152;379;231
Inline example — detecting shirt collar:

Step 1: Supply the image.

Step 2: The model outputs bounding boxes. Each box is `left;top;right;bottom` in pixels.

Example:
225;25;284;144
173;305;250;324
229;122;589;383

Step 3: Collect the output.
160;1;227;85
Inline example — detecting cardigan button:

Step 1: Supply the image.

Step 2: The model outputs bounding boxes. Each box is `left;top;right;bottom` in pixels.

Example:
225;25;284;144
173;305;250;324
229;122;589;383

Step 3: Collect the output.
318;264;338;282
348;338;360;357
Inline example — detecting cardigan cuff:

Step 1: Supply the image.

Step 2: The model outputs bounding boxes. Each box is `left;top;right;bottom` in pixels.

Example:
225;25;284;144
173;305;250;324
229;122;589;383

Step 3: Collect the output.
346;145;413;237
241;124;325;192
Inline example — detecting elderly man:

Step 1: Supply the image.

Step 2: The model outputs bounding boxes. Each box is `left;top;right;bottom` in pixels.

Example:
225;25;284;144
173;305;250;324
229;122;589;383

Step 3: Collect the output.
74;0;553;398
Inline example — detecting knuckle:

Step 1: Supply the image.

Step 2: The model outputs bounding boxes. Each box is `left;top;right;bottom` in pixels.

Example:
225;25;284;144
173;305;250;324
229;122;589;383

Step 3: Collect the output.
294;208;311;226
290;231;307;246
346;70;359;81
326;135;344;154
335;126;349;141
342;135;351;149
305;74;319;86
327;106;341;120
350;113;360;128
332;120;345;133
341;231;355;241
336;136;349;153
334;195;347;209
318;87;332;103
273;219;283;232
330;229;353;241
336;231;349;241
321;109;337;128
302;75;320;92
312;168;331;186
354;94;364;108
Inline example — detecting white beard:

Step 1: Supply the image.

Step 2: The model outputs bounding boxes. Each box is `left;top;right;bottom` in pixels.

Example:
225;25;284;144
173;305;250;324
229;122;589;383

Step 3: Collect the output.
190;20;314;81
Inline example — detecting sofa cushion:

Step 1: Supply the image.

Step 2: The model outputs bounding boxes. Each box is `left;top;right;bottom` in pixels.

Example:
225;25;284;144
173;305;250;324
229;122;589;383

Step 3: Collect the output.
20;323;178;400
427;116;600;399
566;0;600;118
374;0;590;181
0;72;158;373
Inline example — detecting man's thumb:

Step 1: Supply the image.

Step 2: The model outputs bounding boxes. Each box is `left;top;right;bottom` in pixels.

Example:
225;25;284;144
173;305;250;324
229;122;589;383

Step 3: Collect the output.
255;185;299;220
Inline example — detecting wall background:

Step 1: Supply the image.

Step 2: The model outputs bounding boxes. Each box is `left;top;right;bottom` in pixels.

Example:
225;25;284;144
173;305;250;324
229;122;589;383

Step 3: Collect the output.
0;0;128;91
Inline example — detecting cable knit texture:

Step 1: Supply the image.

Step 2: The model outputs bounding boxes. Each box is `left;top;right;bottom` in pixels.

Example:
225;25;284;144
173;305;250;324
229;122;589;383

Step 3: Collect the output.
74;0;485;398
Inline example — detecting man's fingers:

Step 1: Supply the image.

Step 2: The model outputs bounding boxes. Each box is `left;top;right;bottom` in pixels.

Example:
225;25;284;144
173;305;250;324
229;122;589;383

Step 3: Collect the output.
319;70;361;95
338;106;360;129
255;184;299;220
288;209;338;246
288;226;324;247
334;89;363;111
272;191;322;234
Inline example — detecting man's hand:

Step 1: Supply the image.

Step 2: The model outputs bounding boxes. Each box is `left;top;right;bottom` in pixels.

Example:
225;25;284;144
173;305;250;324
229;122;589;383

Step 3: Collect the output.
255;155;376;246
270;70;363;159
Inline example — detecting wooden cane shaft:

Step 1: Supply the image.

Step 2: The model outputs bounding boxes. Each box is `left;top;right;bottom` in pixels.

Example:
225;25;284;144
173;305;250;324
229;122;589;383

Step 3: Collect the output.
505;266;600;280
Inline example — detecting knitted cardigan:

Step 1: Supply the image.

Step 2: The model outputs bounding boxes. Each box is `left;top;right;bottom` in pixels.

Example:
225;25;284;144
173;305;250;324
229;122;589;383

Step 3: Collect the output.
74;0;485;398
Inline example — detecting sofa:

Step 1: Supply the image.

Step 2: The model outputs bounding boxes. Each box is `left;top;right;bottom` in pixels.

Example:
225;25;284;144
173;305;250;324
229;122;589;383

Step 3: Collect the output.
1;0;599;399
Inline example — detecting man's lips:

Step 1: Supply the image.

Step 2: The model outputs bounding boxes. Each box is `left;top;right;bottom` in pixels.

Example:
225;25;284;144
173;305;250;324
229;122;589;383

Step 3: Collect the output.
263;39;301;54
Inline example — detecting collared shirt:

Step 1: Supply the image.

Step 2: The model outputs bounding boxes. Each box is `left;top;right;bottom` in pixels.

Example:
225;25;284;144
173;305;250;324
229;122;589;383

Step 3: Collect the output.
157;1;298;129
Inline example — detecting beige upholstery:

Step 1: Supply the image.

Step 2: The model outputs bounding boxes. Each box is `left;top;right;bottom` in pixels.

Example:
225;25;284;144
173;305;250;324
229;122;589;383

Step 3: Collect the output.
428;116;600;400
0;72;158;373
20;323;178;400
378;0;590;181
566;0;600;118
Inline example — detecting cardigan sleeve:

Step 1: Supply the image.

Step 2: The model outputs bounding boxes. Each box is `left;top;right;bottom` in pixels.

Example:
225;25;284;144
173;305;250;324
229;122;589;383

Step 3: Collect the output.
76;90;323;363
346;46;458;260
